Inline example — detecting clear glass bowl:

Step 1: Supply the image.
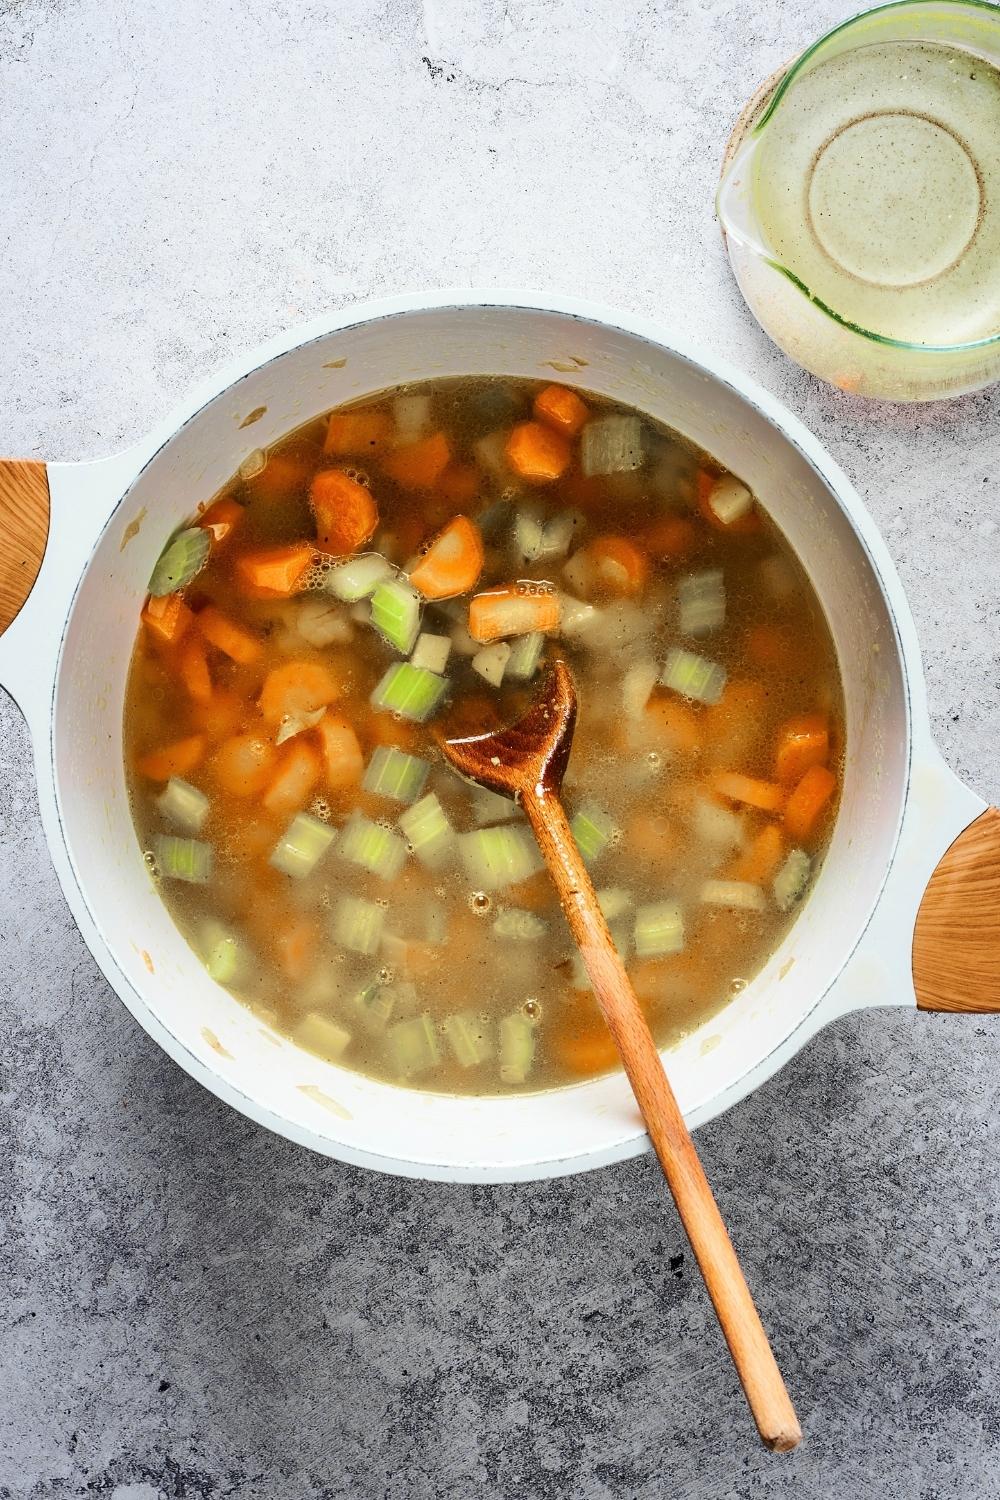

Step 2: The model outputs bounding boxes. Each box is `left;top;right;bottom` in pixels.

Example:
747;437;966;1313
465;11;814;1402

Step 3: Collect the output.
717;0;1000;401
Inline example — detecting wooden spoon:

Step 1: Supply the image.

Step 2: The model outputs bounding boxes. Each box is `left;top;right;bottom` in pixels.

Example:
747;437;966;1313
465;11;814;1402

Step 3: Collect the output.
440;658;801;1452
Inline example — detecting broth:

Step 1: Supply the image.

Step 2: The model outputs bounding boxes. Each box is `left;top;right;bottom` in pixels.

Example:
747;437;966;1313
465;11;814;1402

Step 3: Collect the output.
123;376;844;1094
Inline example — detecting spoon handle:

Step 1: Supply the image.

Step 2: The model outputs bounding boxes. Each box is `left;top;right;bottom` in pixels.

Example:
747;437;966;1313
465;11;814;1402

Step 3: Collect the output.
522;786;802;1453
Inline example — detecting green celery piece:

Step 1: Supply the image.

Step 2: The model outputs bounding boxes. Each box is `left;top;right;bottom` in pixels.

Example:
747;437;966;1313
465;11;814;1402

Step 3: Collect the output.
634;900;685;957
442;1011;493;1068
338;811;407;881
773;848;812;912
386;1015;440;1078
332;896;384;955
269;812;337;879
570;803;615;865
398;793;455;870
362;746;430;803
371;663;448;722
499;1013;535;1085
153;835;212;884
370;578;422;654
661;647;727;706
156;776;209;833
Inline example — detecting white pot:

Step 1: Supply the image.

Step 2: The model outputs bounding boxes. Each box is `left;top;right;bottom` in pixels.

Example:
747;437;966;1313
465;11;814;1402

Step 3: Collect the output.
2;291;997;1183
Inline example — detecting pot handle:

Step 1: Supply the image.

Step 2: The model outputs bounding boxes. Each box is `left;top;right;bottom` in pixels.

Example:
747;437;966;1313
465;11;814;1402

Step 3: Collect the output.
913;806;1000;1012
0;459;50;635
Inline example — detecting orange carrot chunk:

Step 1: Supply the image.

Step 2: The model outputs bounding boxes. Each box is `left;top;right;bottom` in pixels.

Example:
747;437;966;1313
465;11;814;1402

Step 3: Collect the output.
587;536;650;597
409;515;485;600
381;432;452;491
774;713;830;786
242;450;314;506
176;632;213;704
235;542;314;599
259;661;341;726
436;462;480;505
710;771;787;814
744;623;795;670
642;515;699;561
555;1027;620;1077
505;421;571;483
196;605;263;665
468;583;560;643
323;408;393;456
142;593;193;645
309;469;379;555
726;824;784;884
136;734;206;781
275;914;319;981
198;496;245;547
316;714;364;789
190;687;243;741
213;733;277;797
784;764;837;842
263;740;322;816
533;384;589;438
643;697;703;756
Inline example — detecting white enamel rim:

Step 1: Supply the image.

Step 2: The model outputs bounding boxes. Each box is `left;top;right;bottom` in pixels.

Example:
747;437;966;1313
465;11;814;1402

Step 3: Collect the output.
0;290;984;1182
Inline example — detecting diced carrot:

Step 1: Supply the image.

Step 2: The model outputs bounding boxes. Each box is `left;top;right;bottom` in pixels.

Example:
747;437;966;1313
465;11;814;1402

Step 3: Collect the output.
468;583;560;643
561;470;609;511
176;632;213;704
198;496;245;547
259;661;341;725
554;1026;620;1078
136;734;206;781
221;811;281;861
696;469;762;535
623;811;682;873
263;740;322;816
242;450;315;506
275;914;319;982
196;605;263;665
323;407;393;456
316;714;364;788
142;592;193;645
505;421;571;483
507;871;552;913
367;711;423;750
642;515;699;561
190;688;243;740
710;771;786;814
382;432;452;491
533;384;589;438
309;469;379;555
213;733;277;797
234;542;314;598
409;515;484;600
437;462;480;505
784;764;837;842
586;536;650;597
726;823;784;884
703;679;767;767
644;696;703;756
774;713;829;785
744;623;795;670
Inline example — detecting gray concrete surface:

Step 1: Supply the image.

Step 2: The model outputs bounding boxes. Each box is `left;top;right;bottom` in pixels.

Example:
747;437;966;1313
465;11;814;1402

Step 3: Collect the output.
2;0;999;1494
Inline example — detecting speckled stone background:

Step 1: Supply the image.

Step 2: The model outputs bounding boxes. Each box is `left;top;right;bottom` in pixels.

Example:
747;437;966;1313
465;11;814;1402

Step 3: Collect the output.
2;0;999;1495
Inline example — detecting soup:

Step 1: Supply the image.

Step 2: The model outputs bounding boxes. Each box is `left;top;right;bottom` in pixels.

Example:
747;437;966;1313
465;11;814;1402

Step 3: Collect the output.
124;376;843;1094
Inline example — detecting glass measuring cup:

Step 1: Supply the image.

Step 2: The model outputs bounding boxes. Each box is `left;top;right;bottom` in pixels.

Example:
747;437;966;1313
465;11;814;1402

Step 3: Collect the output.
717;0;1000;401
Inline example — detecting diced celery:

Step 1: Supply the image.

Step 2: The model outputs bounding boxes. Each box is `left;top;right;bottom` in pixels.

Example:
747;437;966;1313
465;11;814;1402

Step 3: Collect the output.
570;803;615;865
678;570;726;637
325;552;394;602
148;526;210;596
294;1012;352;1062
700;879;766;912
691;795;745;849
471;786;522;826
351;976;399;1034
493;908;547;941
580;414;644;476
499;1013;535;1085
662;647;727;705
634;900;685;957
269;812;337;878
362;746;430;803
596;886;633;922
410;631;451;674
506;630;544;681
707;476;753;526
338;811;408;881
472;642;511;687
370;578;422;654
371;663;448;721
773;848;812;911
459;825;542;890
386;1014;440;1078
332;895;385;955
393;391;432;438
570;915;632;989
443;1011;493;1068
399;793;455;870
156;777;209;833
199;921;244;985
622;660;659;719
154;835;212;885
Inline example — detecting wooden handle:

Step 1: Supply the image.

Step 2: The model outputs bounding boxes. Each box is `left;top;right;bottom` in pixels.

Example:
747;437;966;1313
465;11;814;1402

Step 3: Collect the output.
522;787;802;1452
914;806;1000;1012
0;460;50;635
